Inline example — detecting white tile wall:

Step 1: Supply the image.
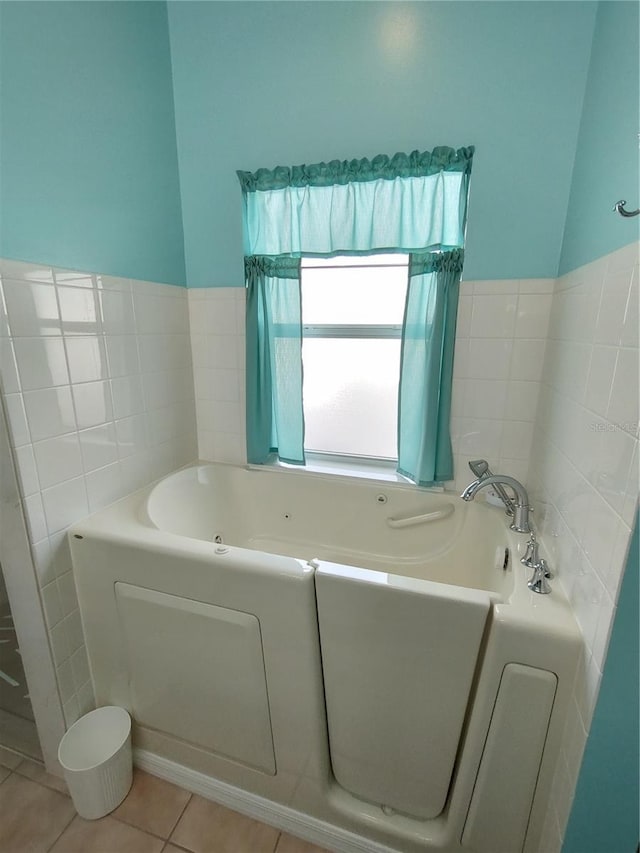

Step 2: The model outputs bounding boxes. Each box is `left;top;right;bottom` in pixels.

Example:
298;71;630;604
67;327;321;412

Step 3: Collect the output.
5;248;634;835
188;278;555;491
0;259;197;727
528;241;639;852
450;277;554;491
188;287;246;465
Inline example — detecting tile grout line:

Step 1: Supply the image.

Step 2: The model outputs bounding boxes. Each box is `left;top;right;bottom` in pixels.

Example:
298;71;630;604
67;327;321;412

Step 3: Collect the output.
46;814;78;853
12;759;65;792
0;767;15;784
0;765;77;853
106;810;180;844
103;777;194;843
165;788;195;846
39;778;77;853
162;841;196;853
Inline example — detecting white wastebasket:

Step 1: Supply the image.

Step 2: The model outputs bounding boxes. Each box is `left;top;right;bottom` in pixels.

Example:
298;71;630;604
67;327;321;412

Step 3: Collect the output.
58;706;133;820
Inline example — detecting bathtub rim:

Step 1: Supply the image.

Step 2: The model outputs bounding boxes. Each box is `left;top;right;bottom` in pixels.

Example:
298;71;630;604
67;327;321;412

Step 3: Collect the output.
68;460;580;631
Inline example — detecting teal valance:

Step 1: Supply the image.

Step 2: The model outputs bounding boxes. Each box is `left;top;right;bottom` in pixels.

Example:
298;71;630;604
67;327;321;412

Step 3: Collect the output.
238;147;473;259
237;147;474;192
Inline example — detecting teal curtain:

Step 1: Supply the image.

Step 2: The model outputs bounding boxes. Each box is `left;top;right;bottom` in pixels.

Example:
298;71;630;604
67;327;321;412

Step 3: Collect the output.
245;256;304;465
238;148;473;470
397;250;464;485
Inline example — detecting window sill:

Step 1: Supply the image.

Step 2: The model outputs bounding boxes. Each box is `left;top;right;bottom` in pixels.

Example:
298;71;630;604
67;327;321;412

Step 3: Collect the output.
249;453;444;491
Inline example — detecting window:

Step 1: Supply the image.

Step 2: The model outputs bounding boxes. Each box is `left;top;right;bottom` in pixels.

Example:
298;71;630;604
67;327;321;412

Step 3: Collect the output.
238;146;473;483
301;254;408;460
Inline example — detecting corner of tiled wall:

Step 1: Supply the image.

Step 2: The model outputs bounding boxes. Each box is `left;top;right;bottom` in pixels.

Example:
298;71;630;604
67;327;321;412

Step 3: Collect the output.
528;240;639;851
0;258;198;727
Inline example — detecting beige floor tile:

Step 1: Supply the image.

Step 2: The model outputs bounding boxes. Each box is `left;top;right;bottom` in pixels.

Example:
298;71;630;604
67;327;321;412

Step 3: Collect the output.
0;764;11;783
163;845;192;853
0;744;22;769
112;768;192;838
15;757;69;794
0;773;75;852
50;814;164;853
275;832;331;853
171;796;279;853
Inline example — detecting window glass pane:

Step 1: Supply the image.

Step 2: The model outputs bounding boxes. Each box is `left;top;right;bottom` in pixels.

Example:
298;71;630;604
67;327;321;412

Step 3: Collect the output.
302;264;408;326
302;338;400;459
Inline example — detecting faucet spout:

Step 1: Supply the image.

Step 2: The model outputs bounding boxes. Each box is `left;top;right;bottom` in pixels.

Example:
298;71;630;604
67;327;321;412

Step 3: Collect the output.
460;474;532;534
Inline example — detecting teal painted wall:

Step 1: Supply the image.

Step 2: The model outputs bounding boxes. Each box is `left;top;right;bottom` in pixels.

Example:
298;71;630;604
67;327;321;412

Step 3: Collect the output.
167;1;596;287
559;1;640;275
0;2;186;286
562;512;639;853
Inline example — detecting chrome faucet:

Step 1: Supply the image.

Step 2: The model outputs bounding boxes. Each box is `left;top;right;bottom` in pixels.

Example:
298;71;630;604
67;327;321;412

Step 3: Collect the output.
460;474;532;534
468;459;516;517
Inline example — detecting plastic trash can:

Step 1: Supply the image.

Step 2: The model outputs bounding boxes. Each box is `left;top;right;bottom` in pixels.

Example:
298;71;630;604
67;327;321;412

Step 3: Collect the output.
58;706;133;819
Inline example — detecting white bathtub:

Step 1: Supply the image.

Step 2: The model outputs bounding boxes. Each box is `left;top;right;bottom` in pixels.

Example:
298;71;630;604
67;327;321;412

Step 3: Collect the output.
70;463;581;853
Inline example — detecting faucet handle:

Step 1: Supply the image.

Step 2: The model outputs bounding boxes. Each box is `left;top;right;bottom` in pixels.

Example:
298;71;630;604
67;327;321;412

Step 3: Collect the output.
520;534;539;568
539;558;553;580
528;561;552;595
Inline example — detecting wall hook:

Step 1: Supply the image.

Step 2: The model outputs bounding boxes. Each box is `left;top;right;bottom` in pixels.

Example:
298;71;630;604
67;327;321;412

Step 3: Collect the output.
613;199;640;218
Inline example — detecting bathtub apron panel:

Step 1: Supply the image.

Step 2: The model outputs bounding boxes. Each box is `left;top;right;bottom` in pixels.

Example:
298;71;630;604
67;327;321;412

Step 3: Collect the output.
461;663;557;853
115;582;276;775
316;563;490;820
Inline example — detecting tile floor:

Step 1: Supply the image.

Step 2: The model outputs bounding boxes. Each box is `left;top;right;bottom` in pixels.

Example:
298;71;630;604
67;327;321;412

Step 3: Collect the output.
0;746;330;853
